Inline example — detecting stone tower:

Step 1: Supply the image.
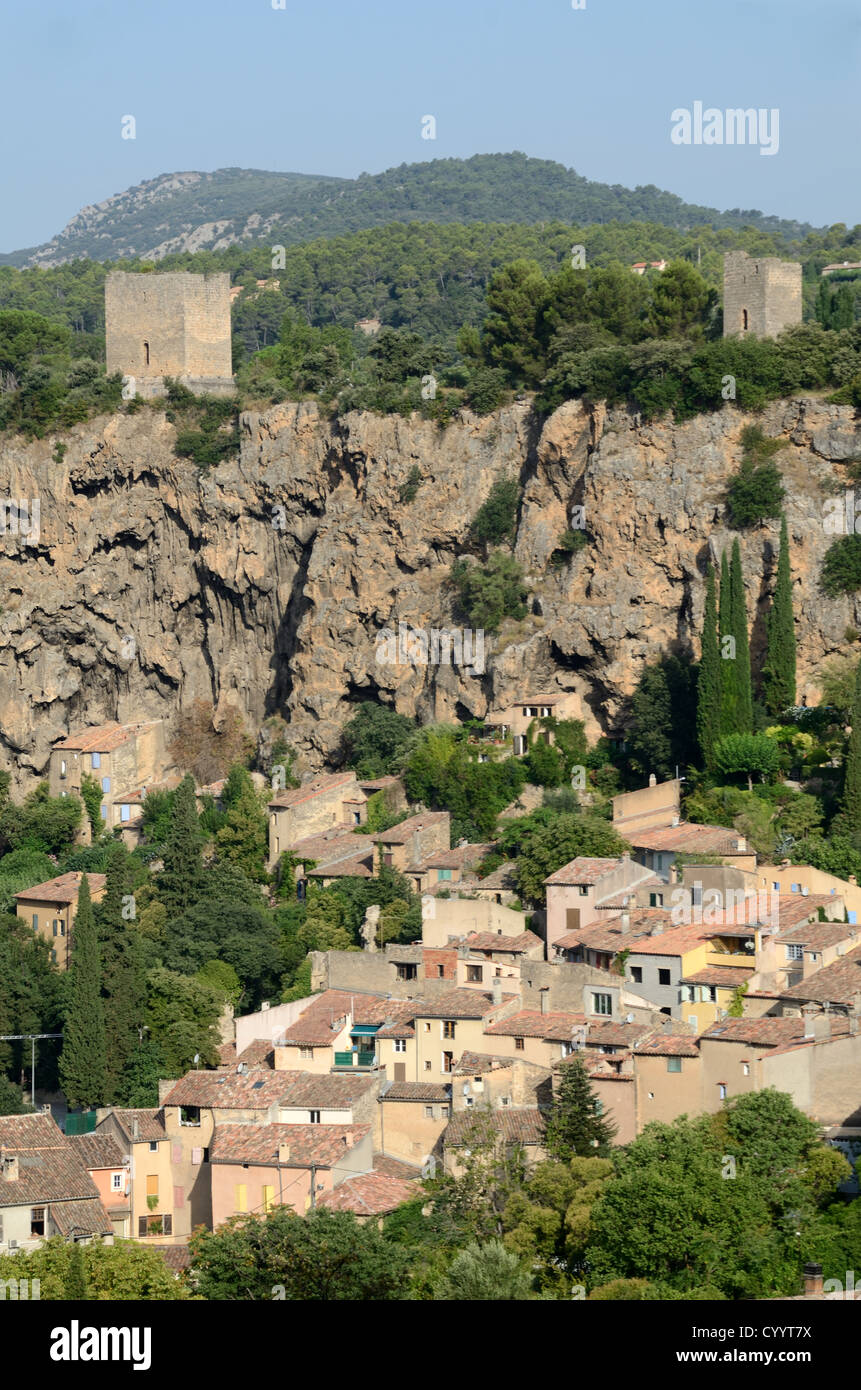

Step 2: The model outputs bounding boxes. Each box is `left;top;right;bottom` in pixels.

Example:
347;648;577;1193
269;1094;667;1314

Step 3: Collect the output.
723;251;802;339
105;271;235;398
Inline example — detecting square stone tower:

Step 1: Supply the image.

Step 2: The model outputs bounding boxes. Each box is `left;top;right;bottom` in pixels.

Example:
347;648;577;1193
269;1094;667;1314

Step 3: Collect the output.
723;251;802;339
105;271;235;397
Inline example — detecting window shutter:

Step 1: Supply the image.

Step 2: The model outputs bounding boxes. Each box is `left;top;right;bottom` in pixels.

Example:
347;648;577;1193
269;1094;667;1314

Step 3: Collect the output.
163;1215;172;1236
173;1185;184;1208
138;1217;148;1238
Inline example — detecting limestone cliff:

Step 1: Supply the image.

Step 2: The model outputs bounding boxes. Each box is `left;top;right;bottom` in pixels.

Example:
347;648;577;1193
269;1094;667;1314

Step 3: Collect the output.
0;396;857;788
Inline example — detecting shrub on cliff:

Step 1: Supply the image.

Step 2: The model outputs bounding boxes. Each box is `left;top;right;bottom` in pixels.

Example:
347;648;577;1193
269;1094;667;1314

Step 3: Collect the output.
450;551;528;631
821;534;861;596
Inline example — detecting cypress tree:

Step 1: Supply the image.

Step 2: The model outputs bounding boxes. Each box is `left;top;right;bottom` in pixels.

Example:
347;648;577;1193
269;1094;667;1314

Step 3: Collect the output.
718;549;737;736
841;660;861;845
58;875;107;1109
158;774;205;912
97;850;149;1103
730;539;753;734
762;514;796;716
697;564;721;768
543;1055;617;1160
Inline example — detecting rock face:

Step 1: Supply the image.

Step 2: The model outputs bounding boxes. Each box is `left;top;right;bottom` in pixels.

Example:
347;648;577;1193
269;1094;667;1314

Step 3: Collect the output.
0;396;857;789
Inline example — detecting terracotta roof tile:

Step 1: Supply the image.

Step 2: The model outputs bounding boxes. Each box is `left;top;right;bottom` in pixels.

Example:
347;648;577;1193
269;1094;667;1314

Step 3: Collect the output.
49;1197;113;1237
372;812;449;845
54;721;159;753
107;1110;166;1143
452;1051;514;1075
0;1114;107;1208
484;1009;586;1040
161;1069;286;1110
626;823;748;855
381;1082;451;1102
462;931;542;954
210;1122;370;1168
317;1171;419;1215
544;857;623;887
414;988;514;1020
15;872;106;904
268;774;361;811
445;1108;547;1146
67;1134;125;1169
779;944;861;1004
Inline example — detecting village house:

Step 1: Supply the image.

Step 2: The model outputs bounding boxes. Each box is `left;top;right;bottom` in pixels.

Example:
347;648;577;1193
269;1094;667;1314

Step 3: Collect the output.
420;896;529;948
408;986;520;1082
483;1005;588;1069
317;1162;421;1224
375;1081;451;1164
0;1113;113;1252
630;1030;703;1128
406;842;494;896
543;855;660;954
766;862;861;922
443;1107;548;1173
373;811;451;873
209;1123;373;1226
15;872;106;970
267;773;368;870
68;1133;131;1239
293;827;377;885
612;777;755;881
470;692;580;758
49;721;171;844
454;930;544;989
94;1108;174;1245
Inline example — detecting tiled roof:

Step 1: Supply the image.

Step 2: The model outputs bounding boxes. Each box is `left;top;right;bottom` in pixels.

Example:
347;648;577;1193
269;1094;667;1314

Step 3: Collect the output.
627;920;722;956
412;843;495;871
162;1069;285;1110
357;777;402;793
287;827;372;859
699;1016;849;1047
452;1051;514;1075
318;1171;419;1215
632;1032;700;1058
372;812;449;845
156;1245;191;1273
381;1082;451;1102
414;988;514;1020
67;1134;125;1169
462;931;542;954
372;1153;423;1180
445;1108;547;1146
777;917;858;950
484;1009;586;1040
679;966;755;988
585;1019;654;1047
268;773;361;811
209;1123;370;1168
278;991;420;1046
544;857;623;887
108;1110;166;1143
50;1197;113;1237
625;822;748;854
54;721;158;753
235;1039;275;1069
277;1072;377;1109
217;1041;237;1067
0;1114;105;1206
597;875;664;908
554;916;655;953
471;861;518;892
14;872;106;904
779;944;861;1004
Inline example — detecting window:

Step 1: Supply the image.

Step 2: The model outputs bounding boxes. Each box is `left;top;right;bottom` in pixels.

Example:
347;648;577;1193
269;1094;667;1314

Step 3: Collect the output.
442;1021;456;1039
143;341;150;366
299;1047;313;1060
100;806;107;820
146;1174;158;1200
424;1106;434;1119
91;752;101;769
786;944;803;962
466;965;483;983
394;1039;406;1053
423;1022;431;1032
437;868;452;881
121;804;131;823
31;913;38;931
31;1207;45;1237
309;1110;321;1124
658;968;671;986
148;1141;159;1153
235;1184;247;1213
50;950;56;963
578;885;589;896
649;893;663;907
515;1037;525;1050
442;1052;454;1073
592;993;612;1016
180;1106;200;1127
262;1184;275;1213
630;966;642;984
397;964;417;981
742;1062;750;1076
500;1096;510;1107
437;965;445;978
424;1061;432;1071
111;1172;123;1192
60;759;66;778
688;1015;698;1032
667;1057;682;1073
101;776;111;795
742;308;749;331
718;1083;727;1100
202;1148;210;1163
772;882;780;892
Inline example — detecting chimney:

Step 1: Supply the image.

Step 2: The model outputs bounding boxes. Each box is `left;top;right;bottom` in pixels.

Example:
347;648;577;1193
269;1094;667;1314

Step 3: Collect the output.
277;1142;290;1163
491;979;502;1007
850;876;858;887
813;1013;832;1042
803;1263;823;1297
0;1153;19;1183
620;912;630;935
802;1008;816;1040
539;988;550;1015
133;1118;140;1142
648;774;656;787
261;1001;270;1012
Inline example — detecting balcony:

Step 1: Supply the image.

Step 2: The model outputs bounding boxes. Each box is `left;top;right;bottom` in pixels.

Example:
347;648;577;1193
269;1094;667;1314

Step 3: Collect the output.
333;1051;377;1070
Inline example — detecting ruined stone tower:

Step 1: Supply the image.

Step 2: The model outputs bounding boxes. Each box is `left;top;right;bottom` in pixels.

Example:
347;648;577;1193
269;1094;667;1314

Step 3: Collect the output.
723;251;802;339
105;271;234;397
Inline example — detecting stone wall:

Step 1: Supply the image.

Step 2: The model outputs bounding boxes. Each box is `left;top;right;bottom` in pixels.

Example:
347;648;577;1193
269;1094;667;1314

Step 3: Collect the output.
105;271;232;390
723;251;802;339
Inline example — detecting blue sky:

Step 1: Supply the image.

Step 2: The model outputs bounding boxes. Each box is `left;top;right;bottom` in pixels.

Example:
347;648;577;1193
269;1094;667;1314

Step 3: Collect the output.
1;0;858;251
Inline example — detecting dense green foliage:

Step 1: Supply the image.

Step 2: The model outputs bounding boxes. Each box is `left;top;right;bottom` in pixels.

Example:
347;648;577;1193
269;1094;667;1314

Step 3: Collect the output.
0;1236;192;1299
697;564;721;768
57;875;107;1109
449;551;528;631
821;534;861;596
341;702;416;777
725;426;786;529
544;1057;618;1161
762;514;797;714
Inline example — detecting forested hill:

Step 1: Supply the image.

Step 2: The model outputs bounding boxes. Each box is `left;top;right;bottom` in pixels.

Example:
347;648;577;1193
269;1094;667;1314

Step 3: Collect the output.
1;153;817;269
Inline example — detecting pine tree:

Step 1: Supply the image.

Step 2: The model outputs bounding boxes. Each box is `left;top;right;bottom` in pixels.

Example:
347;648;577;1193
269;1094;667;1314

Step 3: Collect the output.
543;1056;617;1160
158;774;205;911
58;875;107;1109
697;564;721;768
841;660;861;846
730;539;753;734
762;514;796;716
